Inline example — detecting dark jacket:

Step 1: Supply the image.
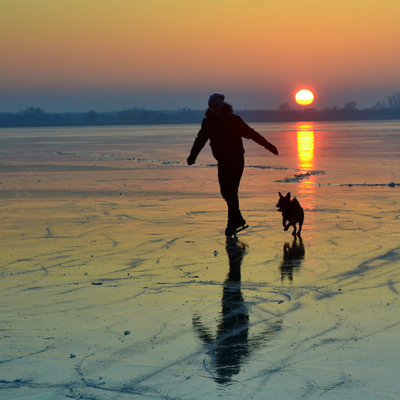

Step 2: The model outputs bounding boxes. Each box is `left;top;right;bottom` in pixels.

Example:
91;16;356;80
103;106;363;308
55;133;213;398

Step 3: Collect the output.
189;114;273;164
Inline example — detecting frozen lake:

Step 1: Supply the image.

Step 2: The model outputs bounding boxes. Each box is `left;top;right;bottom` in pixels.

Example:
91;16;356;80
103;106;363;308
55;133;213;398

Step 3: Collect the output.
0;120;400;399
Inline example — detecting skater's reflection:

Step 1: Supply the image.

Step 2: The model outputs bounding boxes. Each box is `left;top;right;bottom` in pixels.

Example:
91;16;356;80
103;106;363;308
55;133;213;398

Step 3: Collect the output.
193;238;248;384
279;237;305;282
193;238;281;384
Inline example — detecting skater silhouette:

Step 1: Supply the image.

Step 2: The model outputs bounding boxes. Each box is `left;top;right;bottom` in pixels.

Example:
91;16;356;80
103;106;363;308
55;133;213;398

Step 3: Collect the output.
187;94;278;236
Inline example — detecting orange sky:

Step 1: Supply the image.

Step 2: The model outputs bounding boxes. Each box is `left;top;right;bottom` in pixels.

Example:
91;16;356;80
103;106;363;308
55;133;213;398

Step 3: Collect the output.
1;0;400;112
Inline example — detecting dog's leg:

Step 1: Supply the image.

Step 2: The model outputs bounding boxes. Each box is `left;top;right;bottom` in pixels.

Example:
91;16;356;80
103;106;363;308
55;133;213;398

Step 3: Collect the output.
283;218;290;231
292;225;297;237
297;222;302;237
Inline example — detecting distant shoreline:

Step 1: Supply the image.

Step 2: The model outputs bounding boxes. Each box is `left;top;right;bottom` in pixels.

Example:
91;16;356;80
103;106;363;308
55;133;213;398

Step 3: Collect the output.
1;107;400;128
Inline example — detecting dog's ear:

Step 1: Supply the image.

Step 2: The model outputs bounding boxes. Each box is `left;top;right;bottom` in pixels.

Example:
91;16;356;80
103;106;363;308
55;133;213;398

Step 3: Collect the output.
279;192;283;198
286;192;291;200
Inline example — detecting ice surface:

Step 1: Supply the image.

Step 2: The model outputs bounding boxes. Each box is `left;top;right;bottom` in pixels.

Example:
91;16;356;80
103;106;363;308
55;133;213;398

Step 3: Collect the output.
0;121;399;399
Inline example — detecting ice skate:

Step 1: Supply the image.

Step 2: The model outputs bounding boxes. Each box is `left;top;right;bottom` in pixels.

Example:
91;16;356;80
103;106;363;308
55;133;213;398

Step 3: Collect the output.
225;221;249;237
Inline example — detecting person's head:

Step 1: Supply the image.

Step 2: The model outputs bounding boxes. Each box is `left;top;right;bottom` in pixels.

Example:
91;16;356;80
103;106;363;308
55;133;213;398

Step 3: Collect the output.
206;93;233;119
208;93;225;108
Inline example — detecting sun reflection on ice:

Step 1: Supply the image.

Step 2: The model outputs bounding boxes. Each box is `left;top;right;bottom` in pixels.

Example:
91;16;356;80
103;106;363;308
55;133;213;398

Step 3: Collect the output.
297;123;314;172
297;122;315;194
297;123;316;234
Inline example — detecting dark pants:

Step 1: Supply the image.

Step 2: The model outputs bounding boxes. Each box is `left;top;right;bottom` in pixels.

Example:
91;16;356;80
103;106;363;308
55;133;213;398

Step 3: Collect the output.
218;159;245;227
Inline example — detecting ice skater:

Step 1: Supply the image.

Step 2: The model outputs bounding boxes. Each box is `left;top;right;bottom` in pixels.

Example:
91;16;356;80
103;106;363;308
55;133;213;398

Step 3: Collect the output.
187;93;279;237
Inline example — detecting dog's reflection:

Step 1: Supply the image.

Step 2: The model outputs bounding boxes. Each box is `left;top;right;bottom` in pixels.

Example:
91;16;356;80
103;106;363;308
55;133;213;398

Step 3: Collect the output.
193;238;281;384
280;237;305;282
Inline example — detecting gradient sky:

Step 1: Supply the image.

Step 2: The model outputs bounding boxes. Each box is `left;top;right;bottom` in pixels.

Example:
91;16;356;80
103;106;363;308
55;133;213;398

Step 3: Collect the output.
1;0;400;112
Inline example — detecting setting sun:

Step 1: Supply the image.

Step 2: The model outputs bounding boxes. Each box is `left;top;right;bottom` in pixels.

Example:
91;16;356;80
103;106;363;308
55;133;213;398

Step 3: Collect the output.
295;89;314;106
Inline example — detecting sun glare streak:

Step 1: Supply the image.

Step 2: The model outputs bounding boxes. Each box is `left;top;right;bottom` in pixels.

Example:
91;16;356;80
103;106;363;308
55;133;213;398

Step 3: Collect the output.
297;123;316;235
297;124;314;171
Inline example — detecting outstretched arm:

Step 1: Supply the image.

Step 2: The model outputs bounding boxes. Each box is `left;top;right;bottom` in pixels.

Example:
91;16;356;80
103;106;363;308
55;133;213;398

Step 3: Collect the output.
187;119;209;165
237;116;279;155
263;140;279;155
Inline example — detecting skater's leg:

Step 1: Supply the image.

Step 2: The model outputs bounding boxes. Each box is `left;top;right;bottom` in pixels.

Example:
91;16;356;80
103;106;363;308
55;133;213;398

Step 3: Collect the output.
218;160;246;228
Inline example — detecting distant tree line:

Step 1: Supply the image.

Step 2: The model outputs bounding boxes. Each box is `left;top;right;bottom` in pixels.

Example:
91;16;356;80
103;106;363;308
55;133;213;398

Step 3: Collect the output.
1;92;400;128
0;107;205;128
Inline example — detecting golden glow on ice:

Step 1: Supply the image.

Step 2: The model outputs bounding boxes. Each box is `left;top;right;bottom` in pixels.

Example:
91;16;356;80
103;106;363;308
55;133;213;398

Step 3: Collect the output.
297;123;315;171
296;123;316;227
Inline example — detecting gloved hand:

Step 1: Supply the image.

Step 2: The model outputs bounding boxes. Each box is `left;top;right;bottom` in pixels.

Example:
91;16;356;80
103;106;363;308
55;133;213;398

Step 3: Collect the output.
187;155;196;165
265;142;279;155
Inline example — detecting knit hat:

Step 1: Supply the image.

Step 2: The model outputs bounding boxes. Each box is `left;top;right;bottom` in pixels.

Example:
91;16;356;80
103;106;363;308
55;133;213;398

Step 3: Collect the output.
208;93;225;108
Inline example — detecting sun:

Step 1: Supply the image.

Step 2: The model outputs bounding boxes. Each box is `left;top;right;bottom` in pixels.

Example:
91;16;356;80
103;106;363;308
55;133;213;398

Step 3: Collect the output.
295;89;314;106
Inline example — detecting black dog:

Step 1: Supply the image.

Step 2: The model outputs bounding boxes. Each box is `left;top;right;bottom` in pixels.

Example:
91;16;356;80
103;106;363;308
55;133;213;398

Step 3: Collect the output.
276;192;304;237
